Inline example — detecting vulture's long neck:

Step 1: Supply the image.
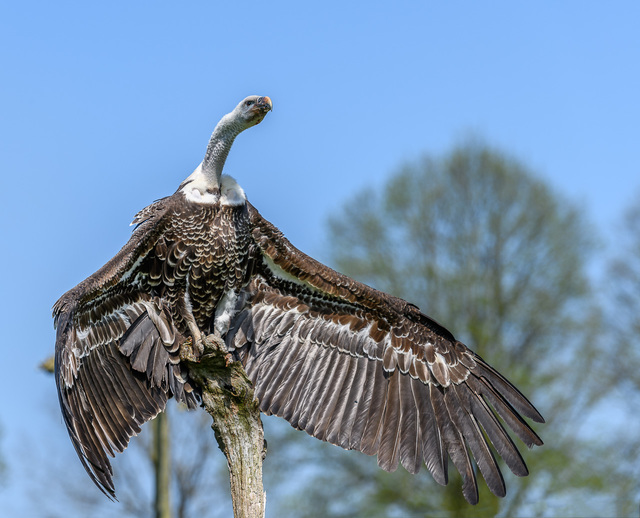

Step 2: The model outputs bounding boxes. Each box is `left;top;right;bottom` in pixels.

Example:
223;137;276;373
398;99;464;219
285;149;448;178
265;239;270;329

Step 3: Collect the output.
200;113;245;188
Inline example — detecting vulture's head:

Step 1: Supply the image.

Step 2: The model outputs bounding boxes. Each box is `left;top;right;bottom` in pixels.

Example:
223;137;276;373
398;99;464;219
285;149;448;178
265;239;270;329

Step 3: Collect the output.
233;95;273;128
199;95;273;183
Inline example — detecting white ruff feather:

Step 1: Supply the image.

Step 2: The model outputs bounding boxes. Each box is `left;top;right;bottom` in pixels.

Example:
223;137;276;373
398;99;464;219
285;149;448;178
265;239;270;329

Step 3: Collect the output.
179;165;246;207
219;175;246;206
180;163;220;205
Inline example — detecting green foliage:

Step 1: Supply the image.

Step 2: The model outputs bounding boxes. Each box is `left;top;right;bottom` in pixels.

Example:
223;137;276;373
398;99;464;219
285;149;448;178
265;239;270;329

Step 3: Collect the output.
604;195;640;516
608;199;640;379
278;140;613;516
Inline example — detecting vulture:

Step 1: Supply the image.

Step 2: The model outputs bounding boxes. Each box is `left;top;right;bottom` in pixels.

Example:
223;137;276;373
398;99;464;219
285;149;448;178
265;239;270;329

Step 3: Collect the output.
53;95;544;505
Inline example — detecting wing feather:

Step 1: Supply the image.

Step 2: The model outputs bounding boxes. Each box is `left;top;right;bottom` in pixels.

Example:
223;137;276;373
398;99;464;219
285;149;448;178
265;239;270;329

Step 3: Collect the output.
305;346;350;439
291;344;335;431
377;371;402;472
53;196;197;499
412;375;447;485
229;203;544;503
358;358;389;457
324;353;361;445
312;352;353;441
431;383;478;504
346;355;380;451
445;384;505;498
253;335;298;410
398;371;421;475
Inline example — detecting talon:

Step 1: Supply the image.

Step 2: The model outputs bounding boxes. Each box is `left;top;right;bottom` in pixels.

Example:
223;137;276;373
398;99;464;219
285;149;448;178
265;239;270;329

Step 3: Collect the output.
179;337;204;362
203;333;233;364
205;333;227;353
194;338;205;356
179;338;195;362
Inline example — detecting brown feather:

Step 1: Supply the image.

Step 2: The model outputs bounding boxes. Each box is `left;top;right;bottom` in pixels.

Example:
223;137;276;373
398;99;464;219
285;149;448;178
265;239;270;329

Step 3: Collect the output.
377;371;402;472
398;373;421;475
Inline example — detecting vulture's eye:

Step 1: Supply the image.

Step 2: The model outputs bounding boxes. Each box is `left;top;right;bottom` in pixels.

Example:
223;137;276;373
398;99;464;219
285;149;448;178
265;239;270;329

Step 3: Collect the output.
245;100;254;107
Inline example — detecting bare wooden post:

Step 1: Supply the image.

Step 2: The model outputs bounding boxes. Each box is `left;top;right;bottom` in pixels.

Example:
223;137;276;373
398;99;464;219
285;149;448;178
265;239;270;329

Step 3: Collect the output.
182;334;266;518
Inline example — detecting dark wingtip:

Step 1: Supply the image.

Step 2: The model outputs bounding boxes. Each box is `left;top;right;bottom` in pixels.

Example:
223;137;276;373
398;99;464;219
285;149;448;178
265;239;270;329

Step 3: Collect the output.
532;411;546;424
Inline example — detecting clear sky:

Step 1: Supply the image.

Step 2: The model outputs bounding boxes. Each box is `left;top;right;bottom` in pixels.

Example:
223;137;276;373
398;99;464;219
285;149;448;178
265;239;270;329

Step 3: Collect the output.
1;1;638;515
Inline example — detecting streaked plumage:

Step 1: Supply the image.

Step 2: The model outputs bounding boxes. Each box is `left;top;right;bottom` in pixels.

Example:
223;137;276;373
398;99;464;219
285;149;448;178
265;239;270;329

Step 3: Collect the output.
53;95;543;505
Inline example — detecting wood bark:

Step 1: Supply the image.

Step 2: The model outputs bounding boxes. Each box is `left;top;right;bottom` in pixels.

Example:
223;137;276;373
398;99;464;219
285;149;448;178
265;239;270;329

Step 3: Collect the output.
182;334;266;518
152;411;171;518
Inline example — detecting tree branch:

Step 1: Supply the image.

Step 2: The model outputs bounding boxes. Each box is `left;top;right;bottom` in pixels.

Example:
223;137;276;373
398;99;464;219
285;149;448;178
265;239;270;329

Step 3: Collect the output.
182;334;266;518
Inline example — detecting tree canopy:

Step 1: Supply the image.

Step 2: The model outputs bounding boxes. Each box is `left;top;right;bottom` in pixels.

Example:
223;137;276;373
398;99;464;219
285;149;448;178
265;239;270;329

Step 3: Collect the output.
603;195;640;516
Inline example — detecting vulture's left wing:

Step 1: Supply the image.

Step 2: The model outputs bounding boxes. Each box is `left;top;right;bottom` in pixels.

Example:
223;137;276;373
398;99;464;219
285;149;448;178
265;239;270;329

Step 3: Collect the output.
226;202;544;504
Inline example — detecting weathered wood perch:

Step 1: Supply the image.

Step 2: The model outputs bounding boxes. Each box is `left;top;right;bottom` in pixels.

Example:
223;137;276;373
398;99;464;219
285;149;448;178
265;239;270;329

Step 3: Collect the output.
181;334;266;518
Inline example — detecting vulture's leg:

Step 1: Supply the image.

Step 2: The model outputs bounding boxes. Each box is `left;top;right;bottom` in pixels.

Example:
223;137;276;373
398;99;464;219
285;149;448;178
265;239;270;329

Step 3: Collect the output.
176;295;205;356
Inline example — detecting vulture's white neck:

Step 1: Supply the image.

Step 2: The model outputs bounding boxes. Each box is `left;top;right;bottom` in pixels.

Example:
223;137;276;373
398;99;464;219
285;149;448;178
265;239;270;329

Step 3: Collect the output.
180;111;250;206
201;113;245;188
180;110;249;204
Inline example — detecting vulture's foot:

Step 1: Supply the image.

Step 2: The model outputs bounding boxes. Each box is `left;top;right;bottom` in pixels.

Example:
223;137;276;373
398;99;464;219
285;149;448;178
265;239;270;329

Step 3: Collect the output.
179;337;203;362
205;333;235;367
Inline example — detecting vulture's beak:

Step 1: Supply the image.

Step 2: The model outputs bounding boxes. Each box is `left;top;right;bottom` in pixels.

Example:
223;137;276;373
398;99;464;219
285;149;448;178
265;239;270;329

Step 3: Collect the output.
256;96;273;112
249;96;272;125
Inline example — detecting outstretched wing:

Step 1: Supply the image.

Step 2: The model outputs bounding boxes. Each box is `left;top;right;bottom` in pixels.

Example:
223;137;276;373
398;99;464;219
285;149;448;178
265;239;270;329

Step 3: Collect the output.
226;202;544;504
53;196;197;499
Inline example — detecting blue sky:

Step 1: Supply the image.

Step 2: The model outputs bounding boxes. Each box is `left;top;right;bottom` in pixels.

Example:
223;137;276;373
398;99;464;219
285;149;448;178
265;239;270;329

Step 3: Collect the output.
1;1;638;514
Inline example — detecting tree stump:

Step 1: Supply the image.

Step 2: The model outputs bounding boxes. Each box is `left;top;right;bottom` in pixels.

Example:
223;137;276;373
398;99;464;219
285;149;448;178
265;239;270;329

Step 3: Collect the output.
182;334;266;518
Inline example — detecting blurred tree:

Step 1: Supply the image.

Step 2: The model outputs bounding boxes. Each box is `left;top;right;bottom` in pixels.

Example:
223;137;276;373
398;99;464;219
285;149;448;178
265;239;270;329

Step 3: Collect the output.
273;140;614;516
608;198;640;381
605;196;640;516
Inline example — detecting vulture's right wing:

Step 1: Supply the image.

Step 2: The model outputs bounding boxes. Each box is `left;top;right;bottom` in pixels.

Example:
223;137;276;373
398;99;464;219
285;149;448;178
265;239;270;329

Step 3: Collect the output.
53;196;197;498
226;203;544;504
